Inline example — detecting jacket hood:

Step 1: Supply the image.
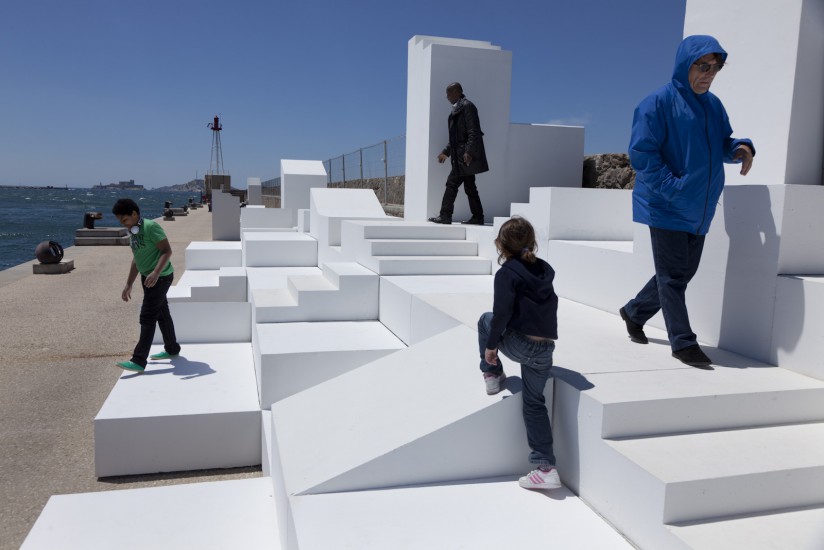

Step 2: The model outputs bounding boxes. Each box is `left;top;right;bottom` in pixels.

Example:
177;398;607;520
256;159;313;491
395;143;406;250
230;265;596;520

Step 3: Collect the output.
503;257;555;300
672;35;727;92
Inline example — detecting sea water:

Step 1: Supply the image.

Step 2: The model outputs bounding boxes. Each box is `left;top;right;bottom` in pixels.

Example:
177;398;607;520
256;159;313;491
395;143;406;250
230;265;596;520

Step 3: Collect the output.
0;187;199;271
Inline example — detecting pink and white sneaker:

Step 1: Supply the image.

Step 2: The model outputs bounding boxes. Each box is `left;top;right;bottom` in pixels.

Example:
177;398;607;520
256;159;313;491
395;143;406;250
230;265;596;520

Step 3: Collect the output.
519;466;561;490
483;372;506;395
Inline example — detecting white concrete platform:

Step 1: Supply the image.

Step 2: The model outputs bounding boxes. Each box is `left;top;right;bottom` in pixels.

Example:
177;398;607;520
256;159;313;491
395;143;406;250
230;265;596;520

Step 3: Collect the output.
168;266;247;302
364;255;491;276
155;302;251;343
94;343;261;477
252;262;378;323
290;481;634;550
243;231;318;267
669;505;824;550
246;266;321;291
22;478;280;550
253;321;406;409
271;325;551;496
774;275;824;381
185;241;242;270
608;422;824;524
378;275;493;344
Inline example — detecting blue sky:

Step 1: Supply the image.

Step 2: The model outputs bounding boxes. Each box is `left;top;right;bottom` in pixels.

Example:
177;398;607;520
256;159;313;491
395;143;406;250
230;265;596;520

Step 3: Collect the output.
0;0;686;188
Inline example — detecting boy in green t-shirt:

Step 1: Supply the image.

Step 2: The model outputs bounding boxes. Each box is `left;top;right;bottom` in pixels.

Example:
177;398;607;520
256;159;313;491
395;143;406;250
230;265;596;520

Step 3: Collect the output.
112;198;181;373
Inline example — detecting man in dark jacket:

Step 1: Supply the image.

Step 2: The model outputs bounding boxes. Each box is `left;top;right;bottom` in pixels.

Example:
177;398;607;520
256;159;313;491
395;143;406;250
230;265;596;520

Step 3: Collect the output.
429;82;488;225
619;35;755;368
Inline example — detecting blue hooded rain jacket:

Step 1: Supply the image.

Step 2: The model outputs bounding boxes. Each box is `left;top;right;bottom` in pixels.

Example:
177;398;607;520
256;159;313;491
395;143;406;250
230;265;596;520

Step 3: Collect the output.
629;35;754;235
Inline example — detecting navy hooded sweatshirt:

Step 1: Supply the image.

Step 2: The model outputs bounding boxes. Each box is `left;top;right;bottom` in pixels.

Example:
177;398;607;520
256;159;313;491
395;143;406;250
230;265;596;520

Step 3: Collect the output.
630;35;754;235
486;257;558;350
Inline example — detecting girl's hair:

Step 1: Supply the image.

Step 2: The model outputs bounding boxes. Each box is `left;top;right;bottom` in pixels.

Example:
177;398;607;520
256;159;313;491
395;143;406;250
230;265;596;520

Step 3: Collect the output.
495;216;538;265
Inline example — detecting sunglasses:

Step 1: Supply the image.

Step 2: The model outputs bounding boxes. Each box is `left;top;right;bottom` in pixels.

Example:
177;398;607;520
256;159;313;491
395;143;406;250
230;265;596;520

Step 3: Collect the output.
693;62;725;74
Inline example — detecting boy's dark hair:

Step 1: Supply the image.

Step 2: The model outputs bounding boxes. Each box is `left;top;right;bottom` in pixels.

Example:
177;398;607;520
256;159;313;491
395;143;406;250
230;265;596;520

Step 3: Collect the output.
495;216;538;265
112;198;140;217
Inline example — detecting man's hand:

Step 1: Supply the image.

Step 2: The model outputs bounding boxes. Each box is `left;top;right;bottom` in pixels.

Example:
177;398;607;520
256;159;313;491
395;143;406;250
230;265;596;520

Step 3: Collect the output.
437;153;447;164
733;145;754;175
463;153;472;166
121;284;132;302
485;348;498;365
144;272;159;288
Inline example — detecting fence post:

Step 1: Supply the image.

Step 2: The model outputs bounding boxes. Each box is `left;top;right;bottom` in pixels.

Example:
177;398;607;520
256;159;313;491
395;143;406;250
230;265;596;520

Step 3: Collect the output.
341;155;346;187
359;148;364;183
383;140;388;204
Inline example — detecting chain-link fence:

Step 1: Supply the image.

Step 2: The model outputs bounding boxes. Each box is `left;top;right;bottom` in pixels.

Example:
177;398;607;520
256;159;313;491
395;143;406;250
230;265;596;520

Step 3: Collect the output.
261;135;406;210
324;135;405;205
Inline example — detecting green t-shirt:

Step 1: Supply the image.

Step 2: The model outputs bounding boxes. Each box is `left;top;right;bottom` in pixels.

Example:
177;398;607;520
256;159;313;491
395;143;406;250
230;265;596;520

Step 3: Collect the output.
130;219;173;277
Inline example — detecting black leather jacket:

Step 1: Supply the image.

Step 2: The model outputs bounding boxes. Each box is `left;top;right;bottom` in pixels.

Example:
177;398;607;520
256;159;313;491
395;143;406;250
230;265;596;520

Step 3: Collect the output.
441;97;489;175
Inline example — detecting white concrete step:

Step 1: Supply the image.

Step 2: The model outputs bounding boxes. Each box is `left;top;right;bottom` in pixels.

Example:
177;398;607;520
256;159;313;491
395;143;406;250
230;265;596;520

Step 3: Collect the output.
607;422;824;525
168;267;247;302
270;325;551;496
775;275;824;382
379;274;493;344
367;238;478;256
185;241;242;270
252;262;378;323
22;478;280;550
357;220;468;240
156;302;252;343
289;481;634;550
365;255;491;275
242;231;318;267
94;343;261;477
669;505;824;550
253;321;406;409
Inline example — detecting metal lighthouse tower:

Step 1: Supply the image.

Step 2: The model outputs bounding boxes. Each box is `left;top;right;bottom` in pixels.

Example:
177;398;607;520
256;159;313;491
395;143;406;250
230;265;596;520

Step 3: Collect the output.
204;115;230;199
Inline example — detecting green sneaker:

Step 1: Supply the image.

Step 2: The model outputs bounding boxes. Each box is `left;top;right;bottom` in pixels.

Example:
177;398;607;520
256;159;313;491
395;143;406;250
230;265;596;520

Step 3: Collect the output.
149;351;179;360
116;361;145;373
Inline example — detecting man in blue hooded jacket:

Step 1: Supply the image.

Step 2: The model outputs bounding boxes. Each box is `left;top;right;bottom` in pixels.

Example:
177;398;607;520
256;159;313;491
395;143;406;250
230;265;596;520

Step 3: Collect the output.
619;35;755;368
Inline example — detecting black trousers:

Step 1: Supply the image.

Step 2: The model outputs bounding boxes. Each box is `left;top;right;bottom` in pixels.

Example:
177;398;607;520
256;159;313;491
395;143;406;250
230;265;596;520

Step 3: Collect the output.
439;165;484;219
131;273;181;367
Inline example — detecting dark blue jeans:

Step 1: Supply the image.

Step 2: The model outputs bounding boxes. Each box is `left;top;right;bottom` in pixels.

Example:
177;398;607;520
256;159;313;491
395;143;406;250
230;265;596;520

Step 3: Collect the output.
477;312;555;466
131;273;180;367
624;227;705;351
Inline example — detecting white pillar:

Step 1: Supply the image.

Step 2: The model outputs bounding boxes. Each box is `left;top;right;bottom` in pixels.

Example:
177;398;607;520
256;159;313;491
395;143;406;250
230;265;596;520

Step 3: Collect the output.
685;0;824;186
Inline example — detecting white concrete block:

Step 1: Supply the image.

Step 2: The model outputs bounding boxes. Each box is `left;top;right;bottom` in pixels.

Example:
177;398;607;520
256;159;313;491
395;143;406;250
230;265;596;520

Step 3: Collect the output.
246;177;262;205
154;302;251;344
685;0;824;188
368;255;491;276
254;321;405;409
211;190;241;241
609;423;824;524
22;478;280;550
378;275;493;344
243;231;318;268
261;410;272;477
171;267;247;302
297;208;310;233
670;505;824;550
506;123;584;190
290;481;634;550
271;326;551;496
280;159;328;211
185;241;242;270
774;276;824;381
240;204;297;230
94;343;261;477
310;188;390;247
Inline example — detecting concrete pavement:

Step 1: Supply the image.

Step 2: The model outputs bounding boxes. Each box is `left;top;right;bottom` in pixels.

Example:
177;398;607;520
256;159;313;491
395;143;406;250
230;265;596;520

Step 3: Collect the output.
0;207;260;550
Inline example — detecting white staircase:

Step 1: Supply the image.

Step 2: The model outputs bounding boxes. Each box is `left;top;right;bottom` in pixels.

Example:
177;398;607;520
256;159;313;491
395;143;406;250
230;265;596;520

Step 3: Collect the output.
27;186;824;550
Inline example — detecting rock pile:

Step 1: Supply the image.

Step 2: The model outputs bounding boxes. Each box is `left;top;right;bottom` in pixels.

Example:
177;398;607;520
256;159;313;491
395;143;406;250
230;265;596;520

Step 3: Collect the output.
582;153;636;189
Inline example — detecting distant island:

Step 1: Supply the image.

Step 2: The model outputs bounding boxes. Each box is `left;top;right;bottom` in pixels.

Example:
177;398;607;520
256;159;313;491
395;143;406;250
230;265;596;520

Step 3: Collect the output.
152;178;205;193
94;179;144;190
